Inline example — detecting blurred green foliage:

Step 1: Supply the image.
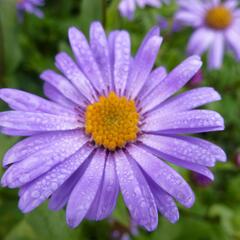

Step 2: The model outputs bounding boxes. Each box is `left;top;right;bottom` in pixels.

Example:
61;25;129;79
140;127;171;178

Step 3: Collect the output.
0;0;240;239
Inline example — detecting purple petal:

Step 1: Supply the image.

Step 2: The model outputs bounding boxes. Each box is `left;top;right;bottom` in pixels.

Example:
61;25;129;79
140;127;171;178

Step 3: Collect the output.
114;150;158;231
90;22;112;90
86;153;119;220
150;179;179;223
0;88;75;116
143;110;224;134
40;70;87;107
18;144;94;213
0;111;81;132
1;130;88;188
68;27;106;94
118;0;136;20
113;31;131;96
139;134;216;167
225;28;240;60
187;28;214;55
0;128;37;137
127;144;195;208
55;52;97;102
147;87;221;117
208;33;224;69
127;36;163;100
138;66;167;101
141;55;202;113
43;83;76;109
3;130;83;167
66;149;106;228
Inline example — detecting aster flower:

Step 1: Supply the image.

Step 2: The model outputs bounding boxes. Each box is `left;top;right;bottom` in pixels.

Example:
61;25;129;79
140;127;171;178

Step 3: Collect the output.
16;0;44;19
175;0;240;69
119;0;169;20
0;22;225;231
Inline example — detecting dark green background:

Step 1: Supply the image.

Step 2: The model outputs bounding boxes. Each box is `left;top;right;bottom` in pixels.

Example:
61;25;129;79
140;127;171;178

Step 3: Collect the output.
0;0;240;239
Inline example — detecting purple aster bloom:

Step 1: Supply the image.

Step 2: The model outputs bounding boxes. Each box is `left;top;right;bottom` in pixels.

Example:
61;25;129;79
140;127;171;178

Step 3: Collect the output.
175;0;240;69
16;0;44;19
119;0;170;20
0;22;226;231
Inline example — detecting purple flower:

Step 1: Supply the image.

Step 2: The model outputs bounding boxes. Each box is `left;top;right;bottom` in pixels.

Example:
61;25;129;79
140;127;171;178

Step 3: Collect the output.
119;0;170;20
175;0;240;69
0;22;226;231
16;0;44;19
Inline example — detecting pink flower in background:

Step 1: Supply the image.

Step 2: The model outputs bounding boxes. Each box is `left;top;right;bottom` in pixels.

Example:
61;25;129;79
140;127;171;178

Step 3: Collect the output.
175;0;240;69
16;0;44;19
119;0;170;20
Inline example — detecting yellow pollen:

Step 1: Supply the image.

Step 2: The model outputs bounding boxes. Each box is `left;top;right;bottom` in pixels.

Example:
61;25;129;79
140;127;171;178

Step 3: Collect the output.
205;6;232;30
85;91;139;151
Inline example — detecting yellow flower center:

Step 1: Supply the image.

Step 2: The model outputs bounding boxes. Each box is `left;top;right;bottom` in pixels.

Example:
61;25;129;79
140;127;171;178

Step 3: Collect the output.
85;91;139;151
205;6;232;30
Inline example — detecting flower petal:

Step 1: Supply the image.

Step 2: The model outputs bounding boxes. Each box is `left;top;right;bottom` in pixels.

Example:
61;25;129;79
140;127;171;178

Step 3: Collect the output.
55;52;97;102
0;88;75;116
139;134;216;167
66;149;106;228
208;32;224;69
3;130;82;167
90;22;112;90
225;28;240;60
1;131;88;188
143;110;224;134
114;150;158;231
68;27;106;94
113;31;131;96
147;87;221;117
0;111;81;132
127;144;195;208
18;144;93;213
141;56;202;113
127;36;163;100
40;70;86;107
43;83;76;109
86;153;119;220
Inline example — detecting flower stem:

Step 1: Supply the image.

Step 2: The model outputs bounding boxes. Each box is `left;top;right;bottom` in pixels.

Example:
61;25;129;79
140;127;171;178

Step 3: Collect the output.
101;0;107;27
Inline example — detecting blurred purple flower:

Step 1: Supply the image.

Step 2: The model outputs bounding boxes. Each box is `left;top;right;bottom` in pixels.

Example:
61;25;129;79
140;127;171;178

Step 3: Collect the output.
175;0;240;69
0;22;226;231
190;172;213;187
16;0;44;19
119;0;170;20
188;69;203;87
157;15;168;30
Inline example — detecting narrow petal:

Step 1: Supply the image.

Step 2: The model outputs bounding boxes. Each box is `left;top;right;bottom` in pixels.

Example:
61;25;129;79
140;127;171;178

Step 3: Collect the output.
139;134;216;167
113;31;131;96
1;131;88;188
175;135;226;162
43;83;76;109
118;0;136;20
174;11;203;27
86;153;119;220
90;22;112;90
127;145;195;208
141;56;202;113
18;144;93;213
40;70;87;107
114;150;158;231
208;33;224;69
66;149;106;228
0;111;81;132
187;28;214;55
147;87;221;117
3;130;82;167
0;128;37;137
127;36;163;100
0;88;75;116
55;52;97;102
150;179;179;223
138;66;167;101
68;27;106;94
225;28;240;60
143;110;224;134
